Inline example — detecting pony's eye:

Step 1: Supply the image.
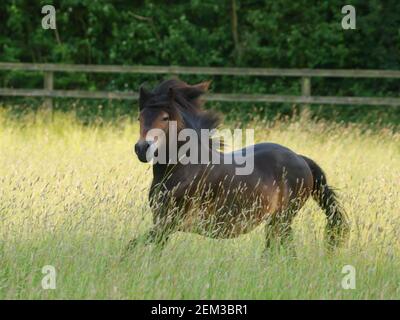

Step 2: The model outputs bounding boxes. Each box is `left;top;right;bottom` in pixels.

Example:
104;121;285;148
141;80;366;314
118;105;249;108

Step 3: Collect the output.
162;115;169;121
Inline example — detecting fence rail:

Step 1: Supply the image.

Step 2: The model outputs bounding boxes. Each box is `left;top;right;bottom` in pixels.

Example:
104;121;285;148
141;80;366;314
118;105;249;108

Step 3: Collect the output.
0;62;399;108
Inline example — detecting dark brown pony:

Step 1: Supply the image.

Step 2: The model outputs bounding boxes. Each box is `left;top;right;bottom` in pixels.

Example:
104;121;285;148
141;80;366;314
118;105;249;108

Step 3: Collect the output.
128;79;349;254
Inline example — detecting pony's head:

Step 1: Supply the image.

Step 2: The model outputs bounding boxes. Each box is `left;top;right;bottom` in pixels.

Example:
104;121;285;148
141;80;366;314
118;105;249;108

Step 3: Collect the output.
134;79;220;163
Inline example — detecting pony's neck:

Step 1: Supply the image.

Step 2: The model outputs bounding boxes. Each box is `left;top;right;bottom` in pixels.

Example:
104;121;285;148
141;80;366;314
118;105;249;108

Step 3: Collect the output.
151;140;188;180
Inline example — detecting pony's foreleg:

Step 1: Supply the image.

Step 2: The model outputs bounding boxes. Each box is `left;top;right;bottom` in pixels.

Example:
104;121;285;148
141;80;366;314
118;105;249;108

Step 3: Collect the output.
126;227;169;250
122;225;172;259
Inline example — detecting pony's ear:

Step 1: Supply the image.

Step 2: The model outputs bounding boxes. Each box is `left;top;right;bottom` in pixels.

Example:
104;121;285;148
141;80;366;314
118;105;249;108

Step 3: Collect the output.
179;81;211;102
193;81;211;92
139;84;151;110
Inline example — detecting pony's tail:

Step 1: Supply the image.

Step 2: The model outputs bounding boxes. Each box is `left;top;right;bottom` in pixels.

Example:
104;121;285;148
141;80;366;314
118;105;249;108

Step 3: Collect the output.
301;155;350;249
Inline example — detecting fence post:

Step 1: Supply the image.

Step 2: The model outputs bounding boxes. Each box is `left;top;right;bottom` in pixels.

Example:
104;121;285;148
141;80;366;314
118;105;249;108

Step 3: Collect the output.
43;71;54;110
301;77;311;97
301;76;311;110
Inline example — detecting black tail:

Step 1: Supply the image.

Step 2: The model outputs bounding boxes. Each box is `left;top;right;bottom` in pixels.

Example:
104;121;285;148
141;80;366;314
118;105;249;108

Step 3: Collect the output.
301;155;349;249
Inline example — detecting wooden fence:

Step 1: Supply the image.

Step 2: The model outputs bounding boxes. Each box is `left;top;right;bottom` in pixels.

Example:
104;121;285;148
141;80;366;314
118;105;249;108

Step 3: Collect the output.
0;62;399;108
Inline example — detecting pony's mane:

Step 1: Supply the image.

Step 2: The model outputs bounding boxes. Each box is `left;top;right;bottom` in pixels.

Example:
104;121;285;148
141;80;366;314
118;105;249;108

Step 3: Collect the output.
144;79;221;132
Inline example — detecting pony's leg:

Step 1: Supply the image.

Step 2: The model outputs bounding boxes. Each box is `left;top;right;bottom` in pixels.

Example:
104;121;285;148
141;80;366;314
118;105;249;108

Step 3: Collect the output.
123;201;180;258
264;219;293;251
122;225;172;260
263;208;297;258
125;227;170;251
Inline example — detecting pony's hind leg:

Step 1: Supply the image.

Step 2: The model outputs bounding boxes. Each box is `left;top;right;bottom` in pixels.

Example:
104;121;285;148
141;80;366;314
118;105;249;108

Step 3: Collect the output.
264;218;294;252
263;207;298;259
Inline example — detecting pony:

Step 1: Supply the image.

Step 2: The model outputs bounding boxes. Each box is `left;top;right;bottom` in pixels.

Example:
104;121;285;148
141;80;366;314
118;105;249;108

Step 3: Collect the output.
127;79;349;255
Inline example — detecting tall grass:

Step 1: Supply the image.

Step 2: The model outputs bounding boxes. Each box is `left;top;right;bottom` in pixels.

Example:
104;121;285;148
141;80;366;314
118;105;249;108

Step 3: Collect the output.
0;109;399;299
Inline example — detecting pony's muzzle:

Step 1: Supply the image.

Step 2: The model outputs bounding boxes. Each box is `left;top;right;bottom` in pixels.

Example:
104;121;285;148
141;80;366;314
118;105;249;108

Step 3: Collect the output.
134;141;150;162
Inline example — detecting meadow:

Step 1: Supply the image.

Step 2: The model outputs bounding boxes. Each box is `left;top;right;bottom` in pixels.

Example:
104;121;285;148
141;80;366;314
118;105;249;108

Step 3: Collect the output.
0;108;399;299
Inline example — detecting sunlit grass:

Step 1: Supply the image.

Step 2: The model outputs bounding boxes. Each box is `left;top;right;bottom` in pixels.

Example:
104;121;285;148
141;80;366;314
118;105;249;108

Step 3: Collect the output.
0;109;399;299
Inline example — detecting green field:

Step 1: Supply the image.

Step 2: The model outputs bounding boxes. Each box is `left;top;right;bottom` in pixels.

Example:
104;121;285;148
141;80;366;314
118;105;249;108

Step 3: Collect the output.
0;109;399;299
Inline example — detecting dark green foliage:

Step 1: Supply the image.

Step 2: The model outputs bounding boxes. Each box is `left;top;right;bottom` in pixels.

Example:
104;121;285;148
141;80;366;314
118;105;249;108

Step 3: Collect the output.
0;0;399;126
